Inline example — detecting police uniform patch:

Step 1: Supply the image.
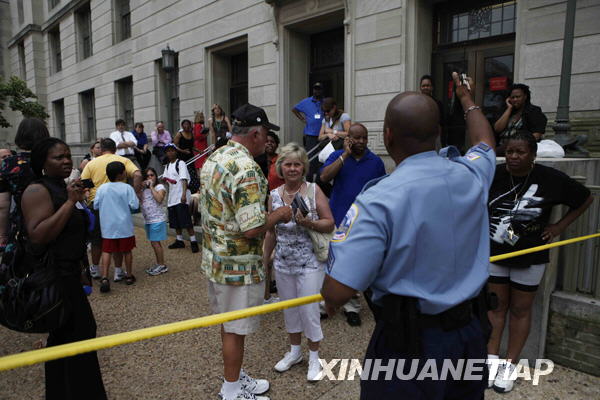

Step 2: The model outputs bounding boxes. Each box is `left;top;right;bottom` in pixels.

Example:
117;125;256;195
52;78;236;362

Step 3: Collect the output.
332;204;358;242
326;243;335;273
466;153;480;161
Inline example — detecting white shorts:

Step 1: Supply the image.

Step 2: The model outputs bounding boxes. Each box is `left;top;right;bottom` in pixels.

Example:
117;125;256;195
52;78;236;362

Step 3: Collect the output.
208;280;265;335
489;263;546;292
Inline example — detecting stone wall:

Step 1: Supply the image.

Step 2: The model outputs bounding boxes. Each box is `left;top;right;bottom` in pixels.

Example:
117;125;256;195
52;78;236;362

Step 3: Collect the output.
546;291;600;376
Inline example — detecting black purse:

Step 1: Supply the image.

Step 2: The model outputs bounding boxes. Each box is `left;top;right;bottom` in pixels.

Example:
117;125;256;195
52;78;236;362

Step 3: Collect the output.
0;233;70;333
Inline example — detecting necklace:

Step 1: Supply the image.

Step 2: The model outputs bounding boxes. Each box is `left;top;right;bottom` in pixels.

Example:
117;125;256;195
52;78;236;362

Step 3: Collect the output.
283;183;303;198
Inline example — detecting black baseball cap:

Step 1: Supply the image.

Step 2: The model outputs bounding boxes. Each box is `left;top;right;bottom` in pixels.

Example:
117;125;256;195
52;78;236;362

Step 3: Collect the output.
313;82;323;88
232;103;280;131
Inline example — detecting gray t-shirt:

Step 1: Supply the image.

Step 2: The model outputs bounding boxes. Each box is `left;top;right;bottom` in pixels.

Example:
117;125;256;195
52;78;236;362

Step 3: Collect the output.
322;112;351;132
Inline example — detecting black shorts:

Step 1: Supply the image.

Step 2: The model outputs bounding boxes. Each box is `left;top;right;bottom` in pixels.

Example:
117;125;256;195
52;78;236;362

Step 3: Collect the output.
90;208;102;246
168;203;193;230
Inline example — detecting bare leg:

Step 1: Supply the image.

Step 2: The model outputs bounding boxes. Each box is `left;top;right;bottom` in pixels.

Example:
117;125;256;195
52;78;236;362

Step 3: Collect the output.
113;252;123;270
289;332;301;346
91;244;102;266
487;282;510;356
506;287;537;362
308;339;319;352
123;251;133;276
100;252;111;278
221;326;245;382
186;227;196;240
151;241;164;265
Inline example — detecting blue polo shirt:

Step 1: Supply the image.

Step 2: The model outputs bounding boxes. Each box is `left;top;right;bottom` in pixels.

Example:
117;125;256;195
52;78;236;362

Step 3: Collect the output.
321;149;386;226
293;96;323;136
327;143;496;314
132;130;148;150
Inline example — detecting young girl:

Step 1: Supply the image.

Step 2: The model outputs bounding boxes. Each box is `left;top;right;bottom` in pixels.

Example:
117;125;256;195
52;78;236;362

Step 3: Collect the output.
141;168;169;275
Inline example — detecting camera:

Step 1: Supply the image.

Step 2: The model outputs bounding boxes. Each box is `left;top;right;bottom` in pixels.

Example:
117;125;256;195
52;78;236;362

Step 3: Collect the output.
81;179;94;189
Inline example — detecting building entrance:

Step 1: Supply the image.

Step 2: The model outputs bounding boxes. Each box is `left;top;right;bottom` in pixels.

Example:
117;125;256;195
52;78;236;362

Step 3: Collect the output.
432;1;516;151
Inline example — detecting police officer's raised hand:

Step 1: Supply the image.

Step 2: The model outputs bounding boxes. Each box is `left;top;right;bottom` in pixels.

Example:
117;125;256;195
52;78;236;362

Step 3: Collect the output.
452;72;474;101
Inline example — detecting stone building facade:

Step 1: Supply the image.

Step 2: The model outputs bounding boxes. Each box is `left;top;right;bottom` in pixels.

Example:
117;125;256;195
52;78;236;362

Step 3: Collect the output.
4;0;600;158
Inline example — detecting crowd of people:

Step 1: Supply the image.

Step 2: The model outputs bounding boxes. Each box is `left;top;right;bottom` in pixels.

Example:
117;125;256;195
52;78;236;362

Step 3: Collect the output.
0;71;594;400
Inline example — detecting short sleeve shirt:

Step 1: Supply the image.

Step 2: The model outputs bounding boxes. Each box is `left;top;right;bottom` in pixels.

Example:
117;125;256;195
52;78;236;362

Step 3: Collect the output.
80;153;139;203
199;140;268;286
489;164;590;267
141;184;166;224
164;160;190;207
294;96;323;136
322;112;351;132
327;143;496;314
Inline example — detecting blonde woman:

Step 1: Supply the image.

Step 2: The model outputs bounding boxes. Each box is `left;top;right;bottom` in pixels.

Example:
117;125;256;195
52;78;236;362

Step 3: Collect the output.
263;142;335;382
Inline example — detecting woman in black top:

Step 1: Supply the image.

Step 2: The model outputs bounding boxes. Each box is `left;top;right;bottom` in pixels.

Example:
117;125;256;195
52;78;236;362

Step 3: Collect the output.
493;84;547;156
486;131;592;393
173;119;200;193
21;138;106;400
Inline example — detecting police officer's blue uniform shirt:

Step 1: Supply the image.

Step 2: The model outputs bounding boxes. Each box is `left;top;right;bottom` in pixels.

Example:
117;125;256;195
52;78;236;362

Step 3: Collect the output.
293;96;323;136
327;143;496;315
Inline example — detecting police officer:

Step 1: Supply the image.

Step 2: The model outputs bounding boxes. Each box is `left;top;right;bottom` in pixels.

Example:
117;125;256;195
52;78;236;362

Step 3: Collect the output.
322;72;496;399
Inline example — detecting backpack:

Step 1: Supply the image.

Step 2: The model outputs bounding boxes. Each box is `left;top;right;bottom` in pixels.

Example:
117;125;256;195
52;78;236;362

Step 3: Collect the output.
0;177;70;333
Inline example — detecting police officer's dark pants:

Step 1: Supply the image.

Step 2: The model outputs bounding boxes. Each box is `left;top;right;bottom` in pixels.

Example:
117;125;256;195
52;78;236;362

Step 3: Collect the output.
360;318;487;400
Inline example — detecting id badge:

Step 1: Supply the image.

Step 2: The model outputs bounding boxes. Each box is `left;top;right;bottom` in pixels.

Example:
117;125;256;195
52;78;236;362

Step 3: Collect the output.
502;226;520;246
314;113;321;119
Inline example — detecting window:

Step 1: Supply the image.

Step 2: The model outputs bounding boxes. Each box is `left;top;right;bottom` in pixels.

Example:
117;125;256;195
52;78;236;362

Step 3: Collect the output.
17;0;24;25
75;3;92;60
229;53;248;115
53;99;65;140
18;42;26;80
80;89;96;142
116;76;134;129
48;27;62;74
437;1;516;44
48;0;60;10
114;0;131;42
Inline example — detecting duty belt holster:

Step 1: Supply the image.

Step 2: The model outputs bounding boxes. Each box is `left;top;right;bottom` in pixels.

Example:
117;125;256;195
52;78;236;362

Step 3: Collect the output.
380;295;421;357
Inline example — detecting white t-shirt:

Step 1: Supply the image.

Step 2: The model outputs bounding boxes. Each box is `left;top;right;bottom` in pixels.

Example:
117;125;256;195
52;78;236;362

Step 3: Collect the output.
110;130;138;156
141;184;166;224
164;160;191;207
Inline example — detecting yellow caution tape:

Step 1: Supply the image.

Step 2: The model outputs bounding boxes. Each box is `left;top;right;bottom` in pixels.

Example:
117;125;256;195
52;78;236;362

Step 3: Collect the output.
1;232;599;372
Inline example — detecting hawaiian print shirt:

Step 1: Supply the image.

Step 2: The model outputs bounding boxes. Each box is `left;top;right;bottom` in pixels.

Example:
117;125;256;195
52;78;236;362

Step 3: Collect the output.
199;140;267;285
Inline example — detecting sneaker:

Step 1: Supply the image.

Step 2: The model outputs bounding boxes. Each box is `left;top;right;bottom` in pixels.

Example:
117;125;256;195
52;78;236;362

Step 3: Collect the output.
263;296;280;305
190;241;199;253
493;361;517;393
486;357;501;389
168;240;185;249
146;264;168;276
114;271;126;282
218;388;269;400
274;352;302;372
307;358;323;382
239;369;269;395
89;265;101;279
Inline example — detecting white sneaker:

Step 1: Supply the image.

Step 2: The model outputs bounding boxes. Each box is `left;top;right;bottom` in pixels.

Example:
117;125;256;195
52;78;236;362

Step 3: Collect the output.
239;369;269;395
307;358;323;382
493;361;517;393
274;351;302;372
114;271;126;282
146;264;168;276
486;357;501;388
218;388;270;400
89;265;101;279
263;296;279;305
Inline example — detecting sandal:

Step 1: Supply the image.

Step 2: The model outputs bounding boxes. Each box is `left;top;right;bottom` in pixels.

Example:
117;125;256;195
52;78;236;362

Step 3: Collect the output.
100;277;110;293
125;275;136;285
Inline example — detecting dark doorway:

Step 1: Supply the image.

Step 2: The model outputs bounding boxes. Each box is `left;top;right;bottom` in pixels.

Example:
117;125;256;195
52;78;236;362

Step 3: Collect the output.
309;27;345;108
230;52;248;115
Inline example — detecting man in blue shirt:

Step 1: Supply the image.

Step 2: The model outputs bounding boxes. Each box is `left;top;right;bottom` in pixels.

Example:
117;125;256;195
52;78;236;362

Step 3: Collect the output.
322;72;496;399
293;82;323;180
320;123;386;326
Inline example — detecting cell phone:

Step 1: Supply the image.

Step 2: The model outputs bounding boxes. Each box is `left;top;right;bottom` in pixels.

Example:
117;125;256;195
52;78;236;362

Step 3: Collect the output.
81;179;94;189
459;73;471;90
291;193;310;218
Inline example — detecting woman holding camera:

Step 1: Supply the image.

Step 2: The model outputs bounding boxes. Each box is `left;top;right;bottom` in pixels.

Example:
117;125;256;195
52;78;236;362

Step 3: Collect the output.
263;143;335;382
22;138;106;399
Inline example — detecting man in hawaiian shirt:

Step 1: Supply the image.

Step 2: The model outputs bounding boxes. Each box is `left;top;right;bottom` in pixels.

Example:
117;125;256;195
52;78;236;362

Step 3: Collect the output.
199;104;292;400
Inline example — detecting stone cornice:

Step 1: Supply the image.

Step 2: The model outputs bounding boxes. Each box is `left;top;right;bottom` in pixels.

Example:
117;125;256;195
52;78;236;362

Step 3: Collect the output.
8;24;42;47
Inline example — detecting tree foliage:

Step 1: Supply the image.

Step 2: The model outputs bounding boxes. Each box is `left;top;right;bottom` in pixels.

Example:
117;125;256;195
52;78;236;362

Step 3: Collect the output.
0;76;49;128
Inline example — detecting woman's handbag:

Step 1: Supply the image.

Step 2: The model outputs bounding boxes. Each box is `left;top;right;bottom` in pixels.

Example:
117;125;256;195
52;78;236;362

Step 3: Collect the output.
305;183;333;262
0;234;69;333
